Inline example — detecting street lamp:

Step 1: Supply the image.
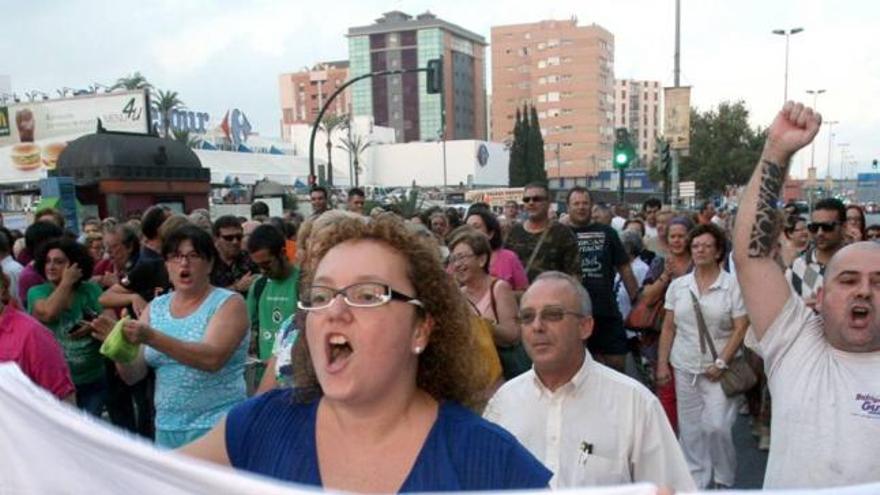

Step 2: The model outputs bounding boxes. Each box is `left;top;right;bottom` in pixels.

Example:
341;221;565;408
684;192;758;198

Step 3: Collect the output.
805;89;825;178
772;27;804;102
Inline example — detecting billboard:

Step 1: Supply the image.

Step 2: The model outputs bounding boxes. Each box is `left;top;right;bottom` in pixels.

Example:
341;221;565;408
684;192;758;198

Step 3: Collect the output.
664;86;691;150
0;90;149;183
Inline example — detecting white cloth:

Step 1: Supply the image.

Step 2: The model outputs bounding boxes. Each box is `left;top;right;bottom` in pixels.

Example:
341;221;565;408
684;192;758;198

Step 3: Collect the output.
617;258;650;322
746;296;880;489
674;368;739;489
484;353;695;491
664;270;747;374
0;363;317;495
1;254;23;306
611;216;626;233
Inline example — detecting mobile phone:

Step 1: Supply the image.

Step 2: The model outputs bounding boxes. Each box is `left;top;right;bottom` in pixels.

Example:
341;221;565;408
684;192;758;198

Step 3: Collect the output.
81;309;99;322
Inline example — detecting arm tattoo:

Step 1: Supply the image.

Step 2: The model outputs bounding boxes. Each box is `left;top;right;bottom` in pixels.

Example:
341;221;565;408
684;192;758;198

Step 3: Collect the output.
747;159;786;258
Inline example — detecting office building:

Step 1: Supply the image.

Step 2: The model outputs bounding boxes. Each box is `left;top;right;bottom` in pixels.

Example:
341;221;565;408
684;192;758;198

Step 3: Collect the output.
347;11;487;143
278;61;350;141
614;79;663;166
491;19;615;178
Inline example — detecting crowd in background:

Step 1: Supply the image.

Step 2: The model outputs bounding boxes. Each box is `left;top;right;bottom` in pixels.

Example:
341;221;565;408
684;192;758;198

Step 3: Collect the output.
1;164;877;491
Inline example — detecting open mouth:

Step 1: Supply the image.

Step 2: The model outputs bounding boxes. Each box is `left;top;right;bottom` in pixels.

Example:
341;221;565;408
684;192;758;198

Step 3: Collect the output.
179;269;192;283
850;305;872;327
326;333;354;369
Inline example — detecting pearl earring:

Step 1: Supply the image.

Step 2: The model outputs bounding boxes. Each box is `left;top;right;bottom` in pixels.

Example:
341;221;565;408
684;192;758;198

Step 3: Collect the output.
414;346;423;354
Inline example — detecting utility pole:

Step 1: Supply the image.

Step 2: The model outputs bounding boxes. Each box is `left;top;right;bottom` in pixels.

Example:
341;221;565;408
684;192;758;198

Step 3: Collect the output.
670;0;681;208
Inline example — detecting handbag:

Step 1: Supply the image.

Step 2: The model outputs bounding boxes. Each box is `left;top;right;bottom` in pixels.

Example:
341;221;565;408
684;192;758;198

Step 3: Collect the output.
625;292;665;333
689;291;758;397
465;298;504;388
486;278;532;380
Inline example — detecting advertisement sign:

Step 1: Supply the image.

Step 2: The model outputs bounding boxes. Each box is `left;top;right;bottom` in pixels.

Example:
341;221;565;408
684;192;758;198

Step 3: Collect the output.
0;90;149;183
664;86;691;150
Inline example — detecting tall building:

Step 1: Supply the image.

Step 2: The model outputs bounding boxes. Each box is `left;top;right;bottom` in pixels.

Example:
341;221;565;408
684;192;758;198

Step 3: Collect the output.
614;79;663;166
278;61;350;141
347;11;487;143
491;19;615;178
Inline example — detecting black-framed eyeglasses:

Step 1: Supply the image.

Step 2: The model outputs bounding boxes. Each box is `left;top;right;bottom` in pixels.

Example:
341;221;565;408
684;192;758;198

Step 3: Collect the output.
807;221;839;233
515;306;585;325
166;252;204;264
522;195;548;203
298;282;424;311
220;233;243;242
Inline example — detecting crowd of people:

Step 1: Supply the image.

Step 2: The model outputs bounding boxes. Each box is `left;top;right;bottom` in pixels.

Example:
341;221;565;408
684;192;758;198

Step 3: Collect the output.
1;101;878;492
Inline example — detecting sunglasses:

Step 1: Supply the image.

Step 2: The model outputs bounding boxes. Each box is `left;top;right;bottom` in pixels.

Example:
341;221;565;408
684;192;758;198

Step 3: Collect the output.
807;221;839;233
515;306;584;325
522;196;548;203
221;234;243;242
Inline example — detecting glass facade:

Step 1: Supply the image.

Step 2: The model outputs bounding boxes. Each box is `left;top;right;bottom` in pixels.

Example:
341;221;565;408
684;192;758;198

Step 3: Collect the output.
349;36;372;117
417;28;443;140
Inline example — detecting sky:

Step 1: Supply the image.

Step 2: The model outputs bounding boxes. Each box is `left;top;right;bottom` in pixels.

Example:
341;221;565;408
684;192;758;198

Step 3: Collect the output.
2;0;878;179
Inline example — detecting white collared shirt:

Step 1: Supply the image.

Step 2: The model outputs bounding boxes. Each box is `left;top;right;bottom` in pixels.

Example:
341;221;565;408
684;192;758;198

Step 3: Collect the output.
664;270;747;374
484;353;695;491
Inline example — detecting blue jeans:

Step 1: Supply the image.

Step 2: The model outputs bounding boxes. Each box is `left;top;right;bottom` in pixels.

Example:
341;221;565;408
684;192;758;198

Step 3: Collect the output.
75;378;108;417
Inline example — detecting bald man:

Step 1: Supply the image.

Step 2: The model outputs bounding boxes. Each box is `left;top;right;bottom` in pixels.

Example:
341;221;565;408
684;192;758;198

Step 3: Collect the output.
733;101;880;489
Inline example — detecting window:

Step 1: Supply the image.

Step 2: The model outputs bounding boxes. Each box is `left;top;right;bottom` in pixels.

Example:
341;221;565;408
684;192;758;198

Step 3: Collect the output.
538;42;546;50
538;94;547;103
562;56;573;64
524;32;531;39
538;77;546;85
621;90;626;100
538;60;546;69
547;38;559;48
548;92;560;102
621;103;626;115
547;75;558;83
547;56;560;66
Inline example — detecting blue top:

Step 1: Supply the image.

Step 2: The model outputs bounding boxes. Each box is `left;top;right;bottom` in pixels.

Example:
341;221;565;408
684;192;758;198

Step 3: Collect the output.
145;288;248;432
226;389;552;491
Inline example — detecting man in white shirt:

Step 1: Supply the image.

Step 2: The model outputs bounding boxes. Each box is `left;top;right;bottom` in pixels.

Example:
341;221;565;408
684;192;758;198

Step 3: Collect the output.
484;271;694;491
734;101;880;488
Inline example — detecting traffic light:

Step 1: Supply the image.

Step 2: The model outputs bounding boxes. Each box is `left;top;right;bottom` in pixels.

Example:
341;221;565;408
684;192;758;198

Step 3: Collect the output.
873;159;878;170
426;58;443;95
659;139;672;172
613;128;636;170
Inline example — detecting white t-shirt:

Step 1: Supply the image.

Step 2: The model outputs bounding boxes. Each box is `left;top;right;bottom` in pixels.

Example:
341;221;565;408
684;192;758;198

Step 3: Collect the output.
664;270;747;374
1;255;23;306
747;295;880;488
484;353;695;491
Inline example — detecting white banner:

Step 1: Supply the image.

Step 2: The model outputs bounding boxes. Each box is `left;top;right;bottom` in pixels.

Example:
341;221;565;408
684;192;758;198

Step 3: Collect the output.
1;364;879;494
663;87;691;150
0;90;149;183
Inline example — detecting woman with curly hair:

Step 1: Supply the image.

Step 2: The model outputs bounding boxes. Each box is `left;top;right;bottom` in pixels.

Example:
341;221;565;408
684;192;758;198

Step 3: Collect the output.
182;213;551;491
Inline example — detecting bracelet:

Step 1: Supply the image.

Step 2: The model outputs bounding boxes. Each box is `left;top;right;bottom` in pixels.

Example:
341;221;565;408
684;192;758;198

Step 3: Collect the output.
714;358;728;370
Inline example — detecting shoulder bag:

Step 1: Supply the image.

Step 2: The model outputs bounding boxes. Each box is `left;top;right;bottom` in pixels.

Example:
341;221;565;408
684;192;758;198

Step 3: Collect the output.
487;278;532;380
689;291;757;397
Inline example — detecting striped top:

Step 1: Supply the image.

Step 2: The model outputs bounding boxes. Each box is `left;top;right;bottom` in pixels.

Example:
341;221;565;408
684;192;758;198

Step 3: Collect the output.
225;389;552;491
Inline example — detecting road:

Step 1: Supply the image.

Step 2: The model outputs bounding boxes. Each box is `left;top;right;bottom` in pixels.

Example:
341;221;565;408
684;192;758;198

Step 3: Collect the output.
733;412;769;489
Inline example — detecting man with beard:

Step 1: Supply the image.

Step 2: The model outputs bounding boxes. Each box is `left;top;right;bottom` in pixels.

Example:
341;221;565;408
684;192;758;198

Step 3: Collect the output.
786;198;846;308
504;182;580;282
734;101;880;488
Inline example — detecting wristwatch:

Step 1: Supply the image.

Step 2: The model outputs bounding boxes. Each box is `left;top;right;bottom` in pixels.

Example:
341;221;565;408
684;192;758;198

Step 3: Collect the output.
714;358;728;370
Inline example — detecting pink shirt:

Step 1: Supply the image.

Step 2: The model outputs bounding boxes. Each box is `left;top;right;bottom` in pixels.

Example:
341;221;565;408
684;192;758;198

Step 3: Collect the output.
490;249;529;291
0;304;75;400
18;263;45;306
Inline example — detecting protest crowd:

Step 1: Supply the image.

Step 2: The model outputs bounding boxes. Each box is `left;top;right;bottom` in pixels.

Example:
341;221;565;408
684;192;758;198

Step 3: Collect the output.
1;101;878;493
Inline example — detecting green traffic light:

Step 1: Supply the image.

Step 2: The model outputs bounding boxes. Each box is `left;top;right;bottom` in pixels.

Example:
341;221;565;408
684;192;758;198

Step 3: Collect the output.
615;152;628;165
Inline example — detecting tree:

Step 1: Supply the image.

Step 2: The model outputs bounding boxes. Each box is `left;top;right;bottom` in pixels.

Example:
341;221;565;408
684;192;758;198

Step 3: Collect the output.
172;129;201;149
526;105;547;184
112;72;152;91
154;89;185;138
336;133;372;187
319;114;348;186
679;100;766;197
508;107;528;187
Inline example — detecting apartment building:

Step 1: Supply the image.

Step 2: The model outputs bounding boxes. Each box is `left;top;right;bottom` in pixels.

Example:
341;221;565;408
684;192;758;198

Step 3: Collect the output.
614;79;663;166
278;61;350;141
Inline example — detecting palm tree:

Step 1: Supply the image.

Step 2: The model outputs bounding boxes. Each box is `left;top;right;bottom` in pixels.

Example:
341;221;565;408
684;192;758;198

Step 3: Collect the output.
154;89;185;138
172;129;202;149
319;114;348;186
336;133;373;187
112;72;152;91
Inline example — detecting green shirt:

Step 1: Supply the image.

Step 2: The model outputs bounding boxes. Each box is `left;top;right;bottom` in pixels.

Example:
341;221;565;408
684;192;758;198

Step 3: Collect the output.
27;281;104;385
246;267;299;361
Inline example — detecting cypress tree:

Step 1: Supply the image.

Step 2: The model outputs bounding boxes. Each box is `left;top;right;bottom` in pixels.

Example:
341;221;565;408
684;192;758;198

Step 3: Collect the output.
527;105;547;183
508;108;524;186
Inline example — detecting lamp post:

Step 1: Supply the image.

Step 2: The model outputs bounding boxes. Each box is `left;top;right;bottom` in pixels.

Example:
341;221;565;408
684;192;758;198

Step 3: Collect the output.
824;120;839;179
772;27;804;102
837;142;849;195
805;89;825;178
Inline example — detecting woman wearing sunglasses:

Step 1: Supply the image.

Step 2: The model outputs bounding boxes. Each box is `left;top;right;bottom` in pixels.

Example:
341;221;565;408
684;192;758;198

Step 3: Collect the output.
182;214;551;492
